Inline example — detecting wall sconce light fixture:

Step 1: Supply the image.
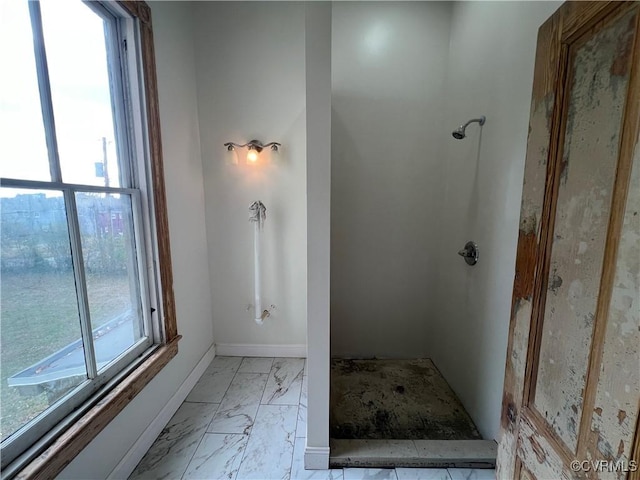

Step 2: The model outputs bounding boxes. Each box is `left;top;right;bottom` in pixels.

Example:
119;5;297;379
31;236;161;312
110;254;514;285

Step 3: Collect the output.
224;139;281;164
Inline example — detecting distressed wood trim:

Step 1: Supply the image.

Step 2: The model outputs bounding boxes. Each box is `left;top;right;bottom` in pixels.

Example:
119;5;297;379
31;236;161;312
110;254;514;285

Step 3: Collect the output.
524;405;575;468
116;0;149;24
576;4;640;459
512;230;538;300
514;456;525;480
502;4;564;415
530;5;564;106
560;1;619;44
518;459;537;480
116;0;176;342
497;10;564;479
521;40;571;409
15;338;180;480
134;1;178;342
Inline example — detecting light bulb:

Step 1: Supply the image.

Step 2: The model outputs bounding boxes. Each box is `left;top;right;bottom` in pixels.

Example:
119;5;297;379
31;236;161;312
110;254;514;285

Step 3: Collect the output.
247;148;259;163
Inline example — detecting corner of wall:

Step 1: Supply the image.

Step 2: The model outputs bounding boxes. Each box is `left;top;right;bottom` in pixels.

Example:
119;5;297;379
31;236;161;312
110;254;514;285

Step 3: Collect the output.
305;1;332;465
59;2;216;476
431;0;562;440
192;2;308;350
107;345;215;479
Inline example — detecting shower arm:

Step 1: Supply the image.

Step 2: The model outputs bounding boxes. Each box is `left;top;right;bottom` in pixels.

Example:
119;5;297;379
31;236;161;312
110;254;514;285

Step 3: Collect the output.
461;117;486;129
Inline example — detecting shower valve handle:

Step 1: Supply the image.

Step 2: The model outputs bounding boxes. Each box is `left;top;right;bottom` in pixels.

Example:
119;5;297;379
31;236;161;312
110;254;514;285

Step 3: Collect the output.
458;241;479;266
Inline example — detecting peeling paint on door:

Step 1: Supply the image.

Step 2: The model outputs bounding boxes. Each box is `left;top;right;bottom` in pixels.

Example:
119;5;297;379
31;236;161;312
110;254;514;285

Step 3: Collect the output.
498;91;556;479
533;8;636;453
518;415;570;479
497;16;560;472
498;3;640;479
586;138;640;479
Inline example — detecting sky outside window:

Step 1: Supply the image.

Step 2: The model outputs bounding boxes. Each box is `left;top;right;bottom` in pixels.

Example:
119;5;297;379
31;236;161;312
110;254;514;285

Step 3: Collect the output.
0;0;50;182
0;0;120;192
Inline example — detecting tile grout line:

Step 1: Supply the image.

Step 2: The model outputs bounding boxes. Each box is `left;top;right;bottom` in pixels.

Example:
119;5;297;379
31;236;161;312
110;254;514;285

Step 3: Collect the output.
258;356;276;405
259;357;277;406
289;359;306;479
235;357;278;478
296;372;308;441
221;357;260;480
207;373;269;437
285;433;294;480
287;413;299;478
293;367;304;430
261;358;305;407
182;357;242;480
183;358;245;480
184;358;242;405
179;429;210;480
202;359;242;433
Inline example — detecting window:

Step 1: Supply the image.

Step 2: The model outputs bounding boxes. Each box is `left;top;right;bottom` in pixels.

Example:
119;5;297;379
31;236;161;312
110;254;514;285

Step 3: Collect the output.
0;1;178;476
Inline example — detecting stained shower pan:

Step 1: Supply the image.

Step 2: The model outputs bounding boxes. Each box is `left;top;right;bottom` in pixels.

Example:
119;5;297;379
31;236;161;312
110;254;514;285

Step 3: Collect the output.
329;358;496;468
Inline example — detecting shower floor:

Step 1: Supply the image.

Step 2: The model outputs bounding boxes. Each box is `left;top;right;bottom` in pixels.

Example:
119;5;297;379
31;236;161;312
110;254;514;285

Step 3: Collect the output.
330;358;482;441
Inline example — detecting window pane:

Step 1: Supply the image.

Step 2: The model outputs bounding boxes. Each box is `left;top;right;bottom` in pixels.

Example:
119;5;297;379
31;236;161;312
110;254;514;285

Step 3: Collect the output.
0;189;87;442
76;193;145;370
0;1;51;181
40;1;121;187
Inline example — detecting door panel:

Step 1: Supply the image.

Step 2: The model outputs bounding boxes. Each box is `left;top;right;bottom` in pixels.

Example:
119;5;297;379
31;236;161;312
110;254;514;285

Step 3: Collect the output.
498;2;640;479
586;124;640;469
532;7;637;454
518;414;570;479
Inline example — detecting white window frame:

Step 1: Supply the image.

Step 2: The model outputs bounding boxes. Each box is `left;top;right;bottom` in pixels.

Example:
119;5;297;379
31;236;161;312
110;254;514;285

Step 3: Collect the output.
0;1;179;477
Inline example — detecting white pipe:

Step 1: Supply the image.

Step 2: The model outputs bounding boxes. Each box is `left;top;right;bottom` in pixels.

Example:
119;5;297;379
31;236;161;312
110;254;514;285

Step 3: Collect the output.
250;201;267;325
253;218;263;325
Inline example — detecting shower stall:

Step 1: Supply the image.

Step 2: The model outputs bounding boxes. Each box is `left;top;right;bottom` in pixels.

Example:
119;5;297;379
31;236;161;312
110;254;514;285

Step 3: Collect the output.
328;1;515;469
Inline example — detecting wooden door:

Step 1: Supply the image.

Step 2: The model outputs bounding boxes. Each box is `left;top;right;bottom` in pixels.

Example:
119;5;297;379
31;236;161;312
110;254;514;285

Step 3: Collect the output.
497;2;640;479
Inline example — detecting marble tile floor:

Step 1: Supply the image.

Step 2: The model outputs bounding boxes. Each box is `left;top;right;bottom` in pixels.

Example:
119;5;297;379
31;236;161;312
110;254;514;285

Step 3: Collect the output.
130;356;496;480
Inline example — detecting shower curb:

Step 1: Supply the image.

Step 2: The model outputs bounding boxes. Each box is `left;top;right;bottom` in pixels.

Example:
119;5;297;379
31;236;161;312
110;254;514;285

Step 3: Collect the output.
329;439;497;469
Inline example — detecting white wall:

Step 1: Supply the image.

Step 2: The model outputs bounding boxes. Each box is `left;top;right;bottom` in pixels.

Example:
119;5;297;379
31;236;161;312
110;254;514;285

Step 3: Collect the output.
57;4;567;475
330;2;452;358
60;2;215;477
430;1;561;440
305;2;332;469
193;2;307;353
328;0;562;441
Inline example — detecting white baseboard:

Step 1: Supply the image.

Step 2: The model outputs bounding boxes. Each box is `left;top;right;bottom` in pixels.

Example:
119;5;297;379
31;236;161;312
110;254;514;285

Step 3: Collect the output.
304;445;330;470
107;344;216;480
215;343;307;358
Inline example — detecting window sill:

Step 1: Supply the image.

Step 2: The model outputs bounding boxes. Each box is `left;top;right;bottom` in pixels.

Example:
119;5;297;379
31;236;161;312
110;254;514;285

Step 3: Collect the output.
13;336;181;480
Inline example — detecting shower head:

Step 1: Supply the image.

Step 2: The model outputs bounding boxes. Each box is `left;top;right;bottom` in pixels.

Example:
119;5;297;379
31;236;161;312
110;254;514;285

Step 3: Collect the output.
452;128;466;140
452;115;486;140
